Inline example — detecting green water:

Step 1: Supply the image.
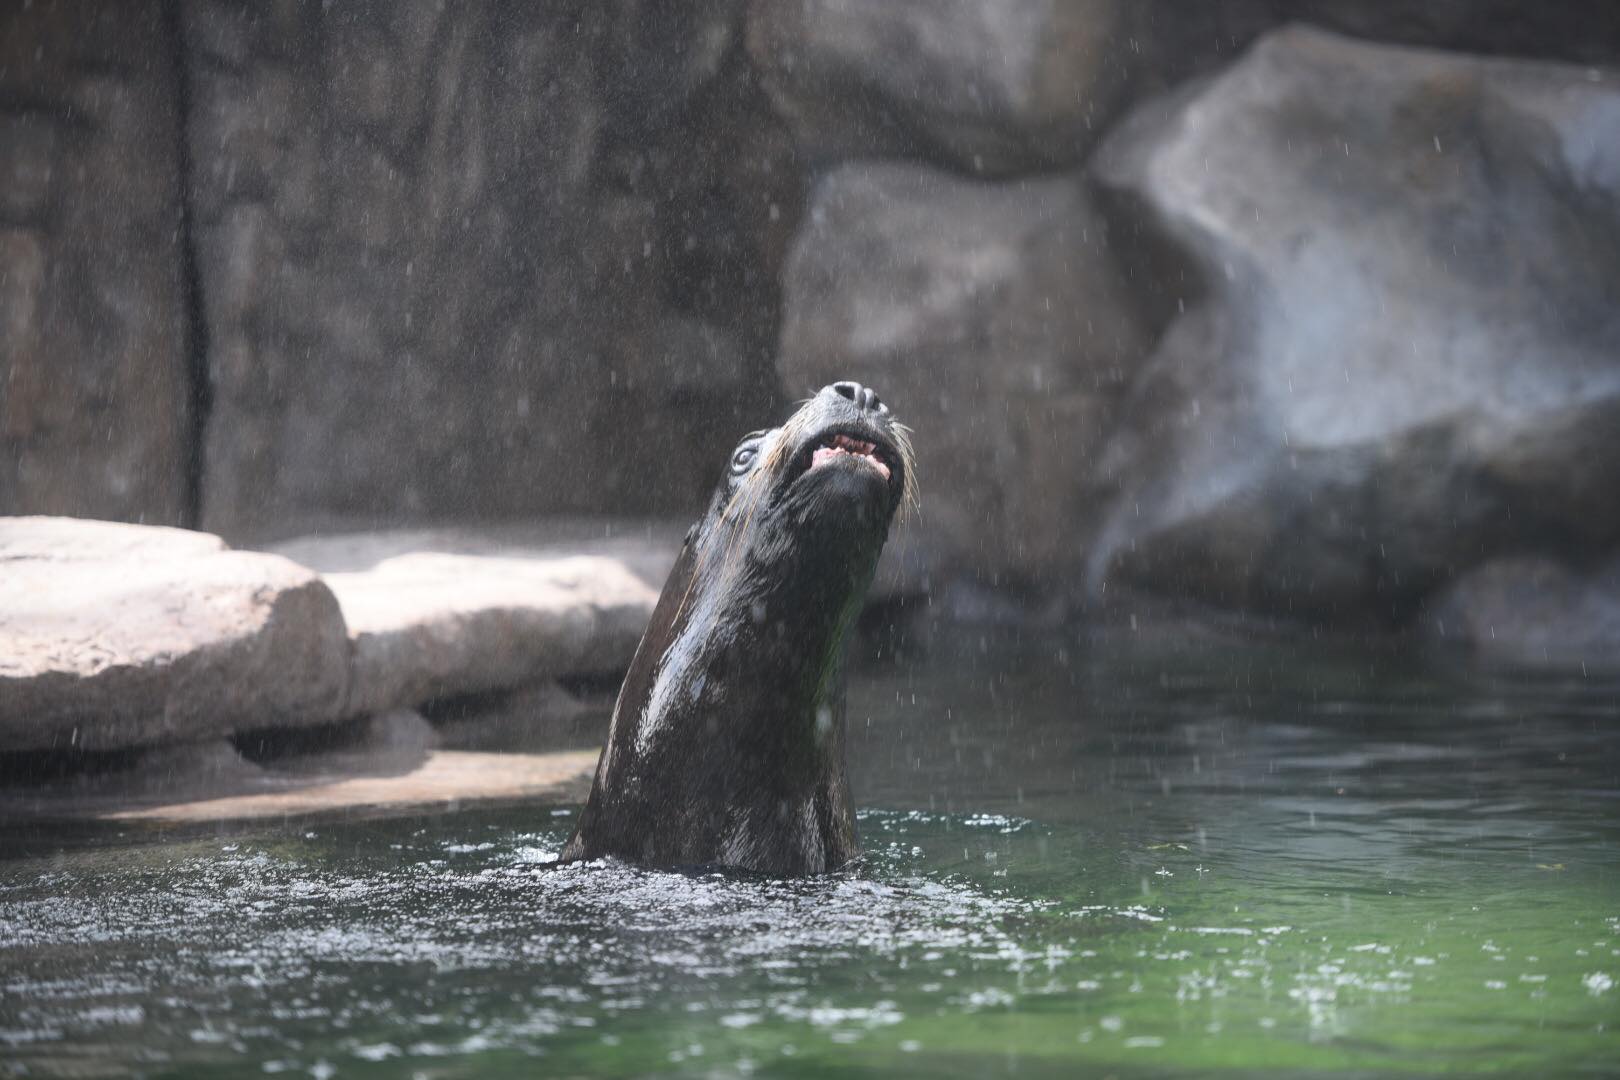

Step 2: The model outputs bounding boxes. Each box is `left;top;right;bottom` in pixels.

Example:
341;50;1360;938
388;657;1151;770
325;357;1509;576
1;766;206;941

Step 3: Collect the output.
2;633;1617;1077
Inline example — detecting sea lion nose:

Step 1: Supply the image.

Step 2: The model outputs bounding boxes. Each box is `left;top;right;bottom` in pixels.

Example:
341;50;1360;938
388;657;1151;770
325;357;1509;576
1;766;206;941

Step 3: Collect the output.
828;380;888;416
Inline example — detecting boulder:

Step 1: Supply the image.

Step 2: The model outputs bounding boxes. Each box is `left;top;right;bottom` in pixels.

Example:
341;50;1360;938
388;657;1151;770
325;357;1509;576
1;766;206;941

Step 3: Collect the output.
0;518;349;752
747;0;1132;175
181;2;772;543
1426;558;1620;674
1087;27;1620;622
0;2;191;525
776;162;1148;593
269;526;677;716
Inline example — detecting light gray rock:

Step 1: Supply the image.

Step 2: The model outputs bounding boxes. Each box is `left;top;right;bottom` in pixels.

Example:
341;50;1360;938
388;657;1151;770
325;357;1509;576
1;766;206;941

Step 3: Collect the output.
1088;27;1620;622
776;163;1148;593
269;519;686;589
0;518;350;752
747;0;1132;175
1427;558;1620;674
0;2;191;525
268;527;675;716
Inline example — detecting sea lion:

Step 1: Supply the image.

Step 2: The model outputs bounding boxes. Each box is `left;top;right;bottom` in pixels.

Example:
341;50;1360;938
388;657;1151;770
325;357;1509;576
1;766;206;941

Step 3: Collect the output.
560;381;914;875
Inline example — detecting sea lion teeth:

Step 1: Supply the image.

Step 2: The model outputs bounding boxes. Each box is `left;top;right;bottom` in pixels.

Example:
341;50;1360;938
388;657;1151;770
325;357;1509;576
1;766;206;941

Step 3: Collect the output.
812;441;890;481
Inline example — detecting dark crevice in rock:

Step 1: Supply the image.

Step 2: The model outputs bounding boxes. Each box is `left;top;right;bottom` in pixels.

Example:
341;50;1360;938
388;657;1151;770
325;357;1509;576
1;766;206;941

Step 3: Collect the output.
163;0;212;529
231;715;373;765
0;745;145;788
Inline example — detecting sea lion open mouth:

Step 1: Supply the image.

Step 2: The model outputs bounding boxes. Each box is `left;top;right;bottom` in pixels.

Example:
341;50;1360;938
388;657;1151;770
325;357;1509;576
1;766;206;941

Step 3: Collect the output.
774;424;903;509
804;430;895;483
560;381;914;876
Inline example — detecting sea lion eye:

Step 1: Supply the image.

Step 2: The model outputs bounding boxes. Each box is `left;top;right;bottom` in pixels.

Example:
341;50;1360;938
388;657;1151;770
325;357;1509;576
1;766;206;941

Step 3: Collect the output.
730;444;759;475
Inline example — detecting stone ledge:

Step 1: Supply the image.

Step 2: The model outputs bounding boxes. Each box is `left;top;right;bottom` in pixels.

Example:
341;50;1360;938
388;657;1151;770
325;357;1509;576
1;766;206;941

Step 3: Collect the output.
0;517;682;755
104;748;598;823
0;517;350;752
269;523;681;716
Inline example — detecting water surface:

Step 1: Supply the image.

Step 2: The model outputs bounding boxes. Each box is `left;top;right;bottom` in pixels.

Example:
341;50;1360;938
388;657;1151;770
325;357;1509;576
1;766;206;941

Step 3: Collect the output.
2;632;1617;1076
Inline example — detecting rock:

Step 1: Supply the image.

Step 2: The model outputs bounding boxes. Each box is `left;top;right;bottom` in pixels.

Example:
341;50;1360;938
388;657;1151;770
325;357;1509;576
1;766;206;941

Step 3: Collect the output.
1426;558;1620;674
776;162;1148;593
1088;27;1620;622
747;0;1133;175
0;700;597;822
236;708;439;779
0;518;350;752
598;0;745;136
182;2;775;543
0;2;191;525
268;527;676;716
0;739;272;820
101;747;599;823
605;41;807;379
1278;1;1620;67
747;0;1620;179
1127;2;1620;103
425;681;605;754
269;519;686;588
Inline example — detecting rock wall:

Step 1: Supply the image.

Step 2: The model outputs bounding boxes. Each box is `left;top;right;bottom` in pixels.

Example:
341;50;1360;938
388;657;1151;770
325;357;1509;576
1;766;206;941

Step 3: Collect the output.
182;0;789;540
0;2;192;526
3;0;1619;658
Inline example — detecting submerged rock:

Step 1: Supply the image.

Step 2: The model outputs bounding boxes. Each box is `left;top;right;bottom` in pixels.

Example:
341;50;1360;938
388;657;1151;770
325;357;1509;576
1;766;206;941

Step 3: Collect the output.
0;518;350;752
1427;558;1620;674
776;162;1148;594
1088;27;1620;622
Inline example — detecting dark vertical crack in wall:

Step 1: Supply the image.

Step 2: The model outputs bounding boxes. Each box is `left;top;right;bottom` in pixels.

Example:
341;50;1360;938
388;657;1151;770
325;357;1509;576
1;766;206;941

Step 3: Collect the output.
162;0;211;529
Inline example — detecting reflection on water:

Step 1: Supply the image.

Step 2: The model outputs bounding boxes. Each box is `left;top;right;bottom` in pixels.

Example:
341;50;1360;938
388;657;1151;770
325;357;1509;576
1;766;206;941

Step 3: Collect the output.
1;632;1617;1077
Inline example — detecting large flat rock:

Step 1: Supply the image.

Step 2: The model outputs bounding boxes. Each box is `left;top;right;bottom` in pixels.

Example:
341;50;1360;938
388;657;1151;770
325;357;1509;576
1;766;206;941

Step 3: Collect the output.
269;524;679;716
102;749;597;823
0;518;350;752
0;711;598;824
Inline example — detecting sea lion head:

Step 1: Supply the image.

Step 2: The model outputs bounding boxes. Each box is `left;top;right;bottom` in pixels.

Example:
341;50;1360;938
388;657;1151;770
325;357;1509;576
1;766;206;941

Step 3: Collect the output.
687;380;915;618
561;381;913;874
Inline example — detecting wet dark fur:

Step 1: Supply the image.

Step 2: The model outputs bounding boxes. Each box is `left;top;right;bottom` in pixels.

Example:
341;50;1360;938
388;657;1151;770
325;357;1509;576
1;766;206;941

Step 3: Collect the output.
560;384;913;875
